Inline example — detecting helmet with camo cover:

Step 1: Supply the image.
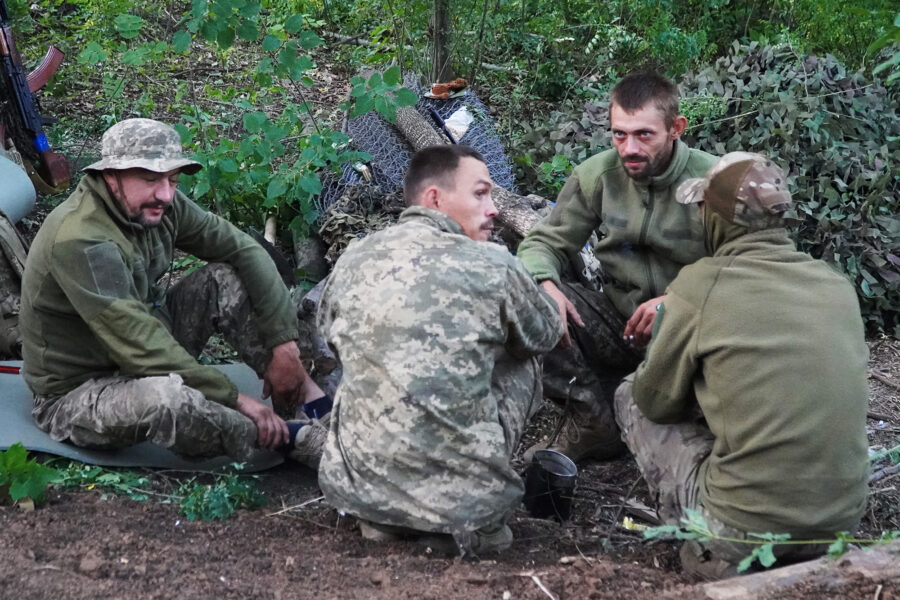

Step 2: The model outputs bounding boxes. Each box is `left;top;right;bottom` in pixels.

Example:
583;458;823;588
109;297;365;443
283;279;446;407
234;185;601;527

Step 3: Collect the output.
676;152;792;231
83;118;202;175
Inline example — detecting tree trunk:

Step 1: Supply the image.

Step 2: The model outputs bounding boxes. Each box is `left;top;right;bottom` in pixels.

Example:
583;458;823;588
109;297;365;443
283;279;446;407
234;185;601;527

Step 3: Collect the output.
431;0;453;83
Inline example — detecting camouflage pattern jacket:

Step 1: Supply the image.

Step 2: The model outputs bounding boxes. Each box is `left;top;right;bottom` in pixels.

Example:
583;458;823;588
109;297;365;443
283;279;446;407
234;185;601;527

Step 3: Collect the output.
317;206;563;534
20;173;297;407
633;216;869;538
517;140;716;318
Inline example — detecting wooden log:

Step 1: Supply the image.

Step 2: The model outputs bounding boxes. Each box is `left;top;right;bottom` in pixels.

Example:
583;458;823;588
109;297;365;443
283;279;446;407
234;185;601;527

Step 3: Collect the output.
392;106;545;238
663;540;900;600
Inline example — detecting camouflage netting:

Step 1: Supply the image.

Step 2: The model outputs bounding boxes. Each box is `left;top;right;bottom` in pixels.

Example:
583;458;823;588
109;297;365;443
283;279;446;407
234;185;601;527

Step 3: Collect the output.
315;75;517;255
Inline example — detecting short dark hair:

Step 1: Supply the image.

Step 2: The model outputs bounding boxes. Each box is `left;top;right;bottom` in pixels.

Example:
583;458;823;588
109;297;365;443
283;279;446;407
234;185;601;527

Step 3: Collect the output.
610;72;680;128
404;145;486;205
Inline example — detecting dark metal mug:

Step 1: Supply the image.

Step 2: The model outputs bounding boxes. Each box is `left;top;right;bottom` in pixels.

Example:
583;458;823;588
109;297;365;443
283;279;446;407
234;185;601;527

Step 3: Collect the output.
523;449;577;521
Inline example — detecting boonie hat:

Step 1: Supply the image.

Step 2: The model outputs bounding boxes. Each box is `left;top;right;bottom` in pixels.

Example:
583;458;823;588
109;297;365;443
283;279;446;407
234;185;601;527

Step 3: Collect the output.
676;152;792;231
83;118;202;175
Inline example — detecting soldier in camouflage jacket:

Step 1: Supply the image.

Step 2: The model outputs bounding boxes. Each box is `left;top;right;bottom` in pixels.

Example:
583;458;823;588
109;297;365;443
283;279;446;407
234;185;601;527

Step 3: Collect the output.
317;146;563;552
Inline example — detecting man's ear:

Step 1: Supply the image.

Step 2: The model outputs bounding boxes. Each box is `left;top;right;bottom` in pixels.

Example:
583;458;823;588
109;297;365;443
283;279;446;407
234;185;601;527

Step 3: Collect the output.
420;185;440;210
670;115;688;139
101;171;119;197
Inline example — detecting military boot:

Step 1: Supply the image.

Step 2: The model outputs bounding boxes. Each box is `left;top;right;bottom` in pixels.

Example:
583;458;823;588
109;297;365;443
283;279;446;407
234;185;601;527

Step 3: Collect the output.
524;401;626;463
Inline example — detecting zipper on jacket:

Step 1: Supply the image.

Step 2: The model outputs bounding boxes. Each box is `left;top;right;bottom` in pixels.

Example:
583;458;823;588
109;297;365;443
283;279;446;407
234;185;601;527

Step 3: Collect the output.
638;186;657;296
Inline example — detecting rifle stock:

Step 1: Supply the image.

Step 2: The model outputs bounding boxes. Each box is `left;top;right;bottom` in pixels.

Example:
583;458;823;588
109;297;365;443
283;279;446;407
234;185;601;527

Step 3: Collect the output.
26;45;63;93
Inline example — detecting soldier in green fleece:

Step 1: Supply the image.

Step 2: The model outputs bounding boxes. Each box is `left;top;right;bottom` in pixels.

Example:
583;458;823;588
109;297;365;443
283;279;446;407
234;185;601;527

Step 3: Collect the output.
615;152;869;579
20;119;330;466
518;72;717;462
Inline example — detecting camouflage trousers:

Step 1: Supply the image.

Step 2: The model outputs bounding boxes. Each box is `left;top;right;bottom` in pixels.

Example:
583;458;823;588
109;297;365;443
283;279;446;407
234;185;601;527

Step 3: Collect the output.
614;378;828;578
542;281;643;427
32;264;320;462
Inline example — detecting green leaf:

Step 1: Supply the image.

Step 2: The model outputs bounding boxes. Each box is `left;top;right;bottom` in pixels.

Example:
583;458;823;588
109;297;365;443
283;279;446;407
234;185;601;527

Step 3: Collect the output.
243;112;267;133
368;71;383;88
284;14;305;33
121;48;147;66
299;174;322;196
114;14;145;40
756;543;777;568
297;30;323;50
394;87;418;107
383;65;402;86
266;177;289;201
172;30;192;52
351;94;374;117
237;20;259;42
216;26;236;49
77;42;108;66
218;158;238;173
262;34;282;52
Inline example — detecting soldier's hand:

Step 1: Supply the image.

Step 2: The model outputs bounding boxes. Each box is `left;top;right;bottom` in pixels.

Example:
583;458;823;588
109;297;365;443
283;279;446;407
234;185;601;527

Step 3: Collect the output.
236;393;289;450
541;280;584;349
623;295;664;348
263;341;307;413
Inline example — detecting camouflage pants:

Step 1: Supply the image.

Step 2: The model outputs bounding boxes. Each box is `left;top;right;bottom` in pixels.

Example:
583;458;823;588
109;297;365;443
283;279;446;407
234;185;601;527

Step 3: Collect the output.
32;264;312;461
614;378;828;577
542;281;643;425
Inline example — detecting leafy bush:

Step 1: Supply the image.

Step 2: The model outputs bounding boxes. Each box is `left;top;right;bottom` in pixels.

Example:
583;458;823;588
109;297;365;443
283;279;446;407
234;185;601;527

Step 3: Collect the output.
176;469;265;521
0;443;59;506
681;42;900;333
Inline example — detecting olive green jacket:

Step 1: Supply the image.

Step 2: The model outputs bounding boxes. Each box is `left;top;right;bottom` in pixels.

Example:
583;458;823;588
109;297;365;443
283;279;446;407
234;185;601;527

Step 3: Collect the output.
20;174;297;407
633;220;869;537
517;141;716;317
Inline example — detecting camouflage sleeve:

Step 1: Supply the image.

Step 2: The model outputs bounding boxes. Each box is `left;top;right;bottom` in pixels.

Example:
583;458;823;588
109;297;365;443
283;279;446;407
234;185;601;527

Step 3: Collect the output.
631;290;700;424
49;238;239;407
501;258;564;359
516;171;602;285
170;193;298;350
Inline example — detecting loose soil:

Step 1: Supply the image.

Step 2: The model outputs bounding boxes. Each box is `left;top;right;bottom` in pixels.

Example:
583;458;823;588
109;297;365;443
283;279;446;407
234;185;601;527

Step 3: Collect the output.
0;337;897;599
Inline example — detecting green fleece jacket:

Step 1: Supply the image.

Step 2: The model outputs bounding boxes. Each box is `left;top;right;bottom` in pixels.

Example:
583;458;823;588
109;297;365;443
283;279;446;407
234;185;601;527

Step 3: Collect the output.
632;213;869;537
517;140;716;318
20;174;298;407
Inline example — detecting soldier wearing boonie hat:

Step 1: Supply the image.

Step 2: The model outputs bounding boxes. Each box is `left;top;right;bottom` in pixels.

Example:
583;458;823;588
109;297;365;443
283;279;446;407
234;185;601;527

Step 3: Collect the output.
614;150;869;579
20;118;333;468
83;118;202;175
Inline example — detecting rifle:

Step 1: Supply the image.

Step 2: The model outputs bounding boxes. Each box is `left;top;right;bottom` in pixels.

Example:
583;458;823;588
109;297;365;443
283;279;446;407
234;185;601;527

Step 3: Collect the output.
0;0;69;190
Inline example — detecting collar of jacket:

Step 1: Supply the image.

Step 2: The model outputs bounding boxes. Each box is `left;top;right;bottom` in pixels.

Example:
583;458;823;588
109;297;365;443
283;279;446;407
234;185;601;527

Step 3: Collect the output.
399;205;467;236
630;139;691;189
714;227;795;257
81;172;159;232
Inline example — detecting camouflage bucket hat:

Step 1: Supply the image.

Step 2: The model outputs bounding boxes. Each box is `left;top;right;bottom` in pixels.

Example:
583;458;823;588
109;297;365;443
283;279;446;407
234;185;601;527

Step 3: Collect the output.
83;118;202;175
676;152;792;230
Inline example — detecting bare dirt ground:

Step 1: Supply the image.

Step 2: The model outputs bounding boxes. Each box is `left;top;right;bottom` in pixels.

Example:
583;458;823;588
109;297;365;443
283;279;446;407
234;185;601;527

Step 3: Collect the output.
0;337;897;600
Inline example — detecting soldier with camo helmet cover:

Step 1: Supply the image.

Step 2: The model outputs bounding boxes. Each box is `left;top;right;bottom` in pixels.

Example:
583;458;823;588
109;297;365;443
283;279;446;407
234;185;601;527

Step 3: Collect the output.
317;145;563;555
20;118;330;465
614;152;869;578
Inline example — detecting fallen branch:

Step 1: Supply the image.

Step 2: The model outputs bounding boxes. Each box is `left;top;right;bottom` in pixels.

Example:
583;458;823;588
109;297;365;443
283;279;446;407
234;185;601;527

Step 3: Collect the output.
870;463;900;485
870;371;900;391
266;495;324;517
665;540;900;600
